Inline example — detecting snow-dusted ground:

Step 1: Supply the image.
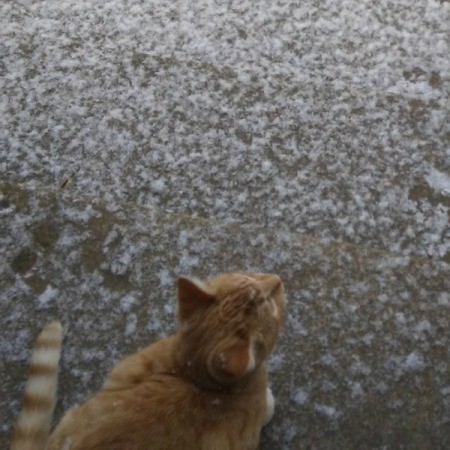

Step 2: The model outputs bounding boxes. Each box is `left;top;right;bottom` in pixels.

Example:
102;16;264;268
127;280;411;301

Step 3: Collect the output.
1;183;449;448
2;0;449;258
1;0;449;448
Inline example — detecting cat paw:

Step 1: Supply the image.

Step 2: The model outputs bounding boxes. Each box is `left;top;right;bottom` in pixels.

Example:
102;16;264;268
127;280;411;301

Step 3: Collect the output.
264;387;275;425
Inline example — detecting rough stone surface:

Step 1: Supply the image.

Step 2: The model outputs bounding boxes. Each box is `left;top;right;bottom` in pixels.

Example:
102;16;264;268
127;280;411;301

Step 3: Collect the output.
1;0;449;258
1;182;449;449
1;0;449;449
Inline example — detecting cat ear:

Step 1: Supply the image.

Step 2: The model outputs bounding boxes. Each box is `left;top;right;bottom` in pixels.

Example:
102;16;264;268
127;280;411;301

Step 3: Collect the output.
210;341;255;380
177;276;215;321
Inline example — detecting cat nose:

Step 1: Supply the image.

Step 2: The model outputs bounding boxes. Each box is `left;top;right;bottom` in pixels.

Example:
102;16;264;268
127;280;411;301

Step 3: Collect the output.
258;274;283;296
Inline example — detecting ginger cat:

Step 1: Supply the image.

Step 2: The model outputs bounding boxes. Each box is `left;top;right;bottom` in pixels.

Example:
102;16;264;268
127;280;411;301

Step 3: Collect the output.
11;272;285;450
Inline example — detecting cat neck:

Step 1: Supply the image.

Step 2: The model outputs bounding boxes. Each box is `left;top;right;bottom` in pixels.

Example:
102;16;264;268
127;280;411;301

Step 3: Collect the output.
171;334;266;395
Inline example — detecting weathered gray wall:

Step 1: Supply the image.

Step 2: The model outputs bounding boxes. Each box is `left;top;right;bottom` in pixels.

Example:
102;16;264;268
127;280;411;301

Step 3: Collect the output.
1;0;449;448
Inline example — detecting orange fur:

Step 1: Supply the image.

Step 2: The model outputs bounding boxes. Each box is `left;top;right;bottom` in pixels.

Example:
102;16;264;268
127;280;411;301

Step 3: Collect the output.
12;272;285;450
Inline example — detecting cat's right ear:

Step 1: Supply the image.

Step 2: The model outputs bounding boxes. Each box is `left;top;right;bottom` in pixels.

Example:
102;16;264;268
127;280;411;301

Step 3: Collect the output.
177;276;215;321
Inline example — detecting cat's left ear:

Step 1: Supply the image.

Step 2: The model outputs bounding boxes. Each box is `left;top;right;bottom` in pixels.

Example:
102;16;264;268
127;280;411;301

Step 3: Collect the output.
178;276;215;321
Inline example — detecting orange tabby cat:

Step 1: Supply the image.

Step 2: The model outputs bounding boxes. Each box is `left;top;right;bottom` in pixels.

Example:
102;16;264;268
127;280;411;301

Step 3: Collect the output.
12;272;285;450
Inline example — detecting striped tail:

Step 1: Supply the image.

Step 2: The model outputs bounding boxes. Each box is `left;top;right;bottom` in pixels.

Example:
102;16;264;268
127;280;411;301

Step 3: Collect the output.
11;321;63;450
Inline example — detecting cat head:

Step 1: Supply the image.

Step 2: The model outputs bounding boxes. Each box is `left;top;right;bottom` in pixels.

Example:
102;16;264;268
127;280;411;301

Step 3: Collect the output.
176;272;285;384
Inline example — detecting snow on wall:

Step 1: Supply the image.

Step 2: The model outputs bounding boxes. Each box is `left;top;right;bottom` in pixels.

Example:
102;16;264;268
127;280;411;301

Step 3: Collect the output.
1;0;449;259
0;183;449;448
1;0;449;447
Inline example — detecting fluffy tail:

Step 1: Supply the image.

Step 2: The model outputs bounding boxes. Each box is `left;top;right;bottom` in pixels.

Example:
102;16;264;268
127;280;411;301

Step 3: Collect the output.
11;321;63;450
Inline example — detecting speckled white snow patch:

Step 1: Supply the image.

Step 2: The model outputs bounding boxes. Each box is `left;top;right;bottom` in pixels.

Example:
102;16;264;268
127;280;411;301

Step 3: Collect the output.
1;0;449;259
